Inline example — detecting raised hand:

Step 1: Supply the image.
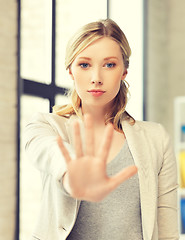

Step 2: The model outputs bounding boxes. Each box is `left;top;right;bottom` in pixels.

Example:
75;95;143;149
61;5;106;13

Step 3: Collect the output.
57;114;137;202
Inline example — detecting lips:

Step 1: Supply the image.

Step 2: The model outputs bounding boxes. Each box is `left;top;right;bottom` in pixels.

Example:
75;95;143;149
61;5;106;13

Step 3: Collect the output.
87;89;105;97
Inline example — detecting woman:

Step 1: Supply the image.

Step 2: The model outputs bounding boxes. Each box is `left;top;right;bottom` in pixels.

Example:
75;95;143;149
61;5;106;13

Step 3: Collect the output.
24;19;179;240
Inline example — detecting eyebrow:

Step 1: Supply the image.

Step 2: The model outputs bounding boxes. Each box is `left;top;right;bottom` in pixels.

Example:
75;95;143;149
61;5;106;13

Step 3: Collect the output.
78;56;119;60
104;56;118;60
78;57;91;60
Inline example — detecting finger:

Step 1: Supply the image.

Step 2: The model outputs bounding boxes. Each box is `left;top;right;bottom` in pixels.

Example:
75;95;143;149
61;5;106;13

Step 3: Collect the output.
108;165;138;192
73;120;83;158
57;136;71;164
84;114;94;156
97;123;114;161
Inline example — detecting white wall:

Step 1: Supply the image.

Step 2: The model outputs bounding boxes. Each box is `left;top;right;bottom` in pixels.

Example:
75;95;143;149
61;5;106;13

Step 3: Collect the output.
147;0;185;138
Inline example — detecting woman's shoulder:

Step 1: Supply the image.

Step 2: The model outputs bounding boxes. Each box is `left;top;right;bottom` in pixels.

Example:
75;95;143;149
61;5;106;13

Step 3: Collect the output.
28;112;72;124
135;120;163;129
135;119;166;131
134;120;170;140
122;112;166;134
26;112;76;136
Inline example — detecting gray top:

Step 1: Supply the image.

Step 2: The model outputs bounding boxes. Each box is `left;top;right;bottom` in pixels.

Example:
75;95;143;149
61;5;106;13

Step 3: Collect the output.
67;141;143;240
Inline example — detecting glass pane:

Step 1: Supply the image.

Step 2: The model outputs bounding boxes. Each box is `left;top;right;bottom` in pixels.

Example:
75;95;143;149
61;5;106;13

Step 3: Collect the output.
109;0;143;120
21;0;52;84
20;95;49;240
56;0;107;88
55;94;70;106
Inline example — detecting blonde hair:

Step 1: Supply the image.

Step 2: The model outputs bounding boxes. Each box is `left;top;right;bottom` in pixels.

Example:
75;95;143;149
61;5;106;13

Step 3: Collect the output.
53;19;135;130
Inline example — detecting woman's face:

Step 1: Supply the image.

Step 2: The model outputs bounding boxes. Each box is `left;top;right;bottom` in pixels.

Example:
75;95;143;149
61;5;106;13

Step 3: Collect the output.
69;37;127;112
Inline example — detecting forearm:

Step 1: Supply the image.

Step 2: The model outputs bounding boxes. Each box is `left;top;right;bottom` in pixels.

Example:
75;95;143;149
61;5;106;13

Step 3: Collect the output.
158;187;179;239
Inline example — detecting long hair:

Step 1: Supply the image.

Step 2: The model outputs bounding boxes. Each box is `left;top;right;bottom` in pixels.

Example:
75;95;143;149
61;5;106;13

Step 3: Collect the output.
53;19;135;130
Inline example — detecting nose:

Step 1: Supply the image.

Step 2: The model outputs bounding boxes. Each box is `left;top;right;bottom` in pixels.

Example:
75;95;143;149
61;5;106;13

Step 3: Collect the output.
91;67;103;85
91;80;103;85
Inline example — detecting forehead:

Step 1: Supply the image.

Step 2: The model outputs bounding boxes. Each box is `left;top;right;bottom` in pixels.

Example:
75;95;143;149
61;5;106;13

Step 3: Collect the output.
76;37;122;59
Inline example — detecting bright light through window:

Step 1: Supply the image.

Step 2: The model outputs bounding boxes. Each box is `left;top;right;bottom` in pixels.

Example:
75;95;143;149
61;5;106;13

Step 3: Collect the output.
110;0;143;120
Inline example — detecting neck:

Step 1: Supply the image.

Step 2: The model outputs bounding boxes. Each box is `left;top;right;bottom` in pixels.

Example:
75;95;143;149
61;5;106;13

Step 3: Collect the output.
81;105;108;126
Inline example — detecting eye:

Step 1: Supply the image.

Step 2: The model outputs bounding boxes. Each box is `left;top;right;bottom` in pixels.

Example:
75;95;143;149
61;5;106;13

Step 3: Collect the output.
79;63;89;68
105;63;116;68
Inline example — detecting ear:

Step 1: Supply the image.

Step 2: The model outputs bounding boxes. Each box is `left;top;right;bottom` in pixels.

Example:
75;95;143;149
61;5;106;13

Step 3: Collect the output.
121;70;128;80
68;68;74;80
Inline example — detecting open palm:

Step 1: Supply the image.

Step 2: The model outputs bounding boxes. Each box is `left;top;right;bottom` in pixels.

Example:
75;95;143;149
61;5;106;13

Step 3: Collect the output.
57;114;137;202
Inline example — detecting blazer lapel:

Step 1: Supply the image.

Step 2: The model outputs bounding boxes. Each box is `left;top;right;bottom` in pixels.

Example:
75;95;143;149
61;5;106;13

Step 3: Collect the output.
122;120;157;240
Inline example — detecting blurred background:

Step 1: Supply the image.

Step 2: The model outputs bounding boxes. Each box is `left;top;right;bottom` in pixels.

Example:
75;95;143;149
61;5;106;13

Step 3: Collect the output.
1;0;185;239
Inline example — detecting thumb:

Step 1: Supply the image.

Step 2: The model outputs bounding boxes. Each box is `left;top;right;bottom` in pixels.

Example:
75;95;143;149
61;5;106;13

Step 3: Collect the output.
108;165;138;192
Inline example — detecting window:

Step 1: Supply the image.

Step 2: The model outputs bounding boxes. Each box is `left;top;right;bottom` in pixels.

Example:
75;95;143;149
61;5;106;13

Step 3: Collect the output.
109;0;144;120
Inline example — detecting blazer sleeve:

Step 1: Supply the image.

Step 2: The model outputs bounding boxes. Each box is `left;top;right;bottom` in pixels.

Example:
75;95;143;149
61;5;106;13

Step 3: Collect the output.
23;112;74;189
157;124;179;239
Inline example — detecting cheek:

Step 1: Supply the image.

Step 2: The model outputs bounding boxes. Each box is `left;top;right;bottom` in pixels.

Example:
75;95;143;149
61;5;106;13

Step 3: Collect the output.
109;72;122;87
70;65;81;81
108;73;122;95
109;68;123;80
73;70;88;84
72;72;87;97
114;82;121;96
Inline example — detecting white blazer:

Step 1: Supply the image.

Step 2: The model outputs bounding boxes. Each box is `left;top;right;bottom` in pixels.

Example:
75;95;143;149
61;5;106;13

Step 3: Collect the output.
24;112;179;240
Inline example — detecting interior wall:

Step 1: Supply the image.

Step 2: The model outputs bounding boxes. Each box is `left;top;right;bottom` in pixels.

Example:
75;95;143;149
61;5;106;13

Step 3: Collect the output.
147;0;185;138
0;0;17;239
